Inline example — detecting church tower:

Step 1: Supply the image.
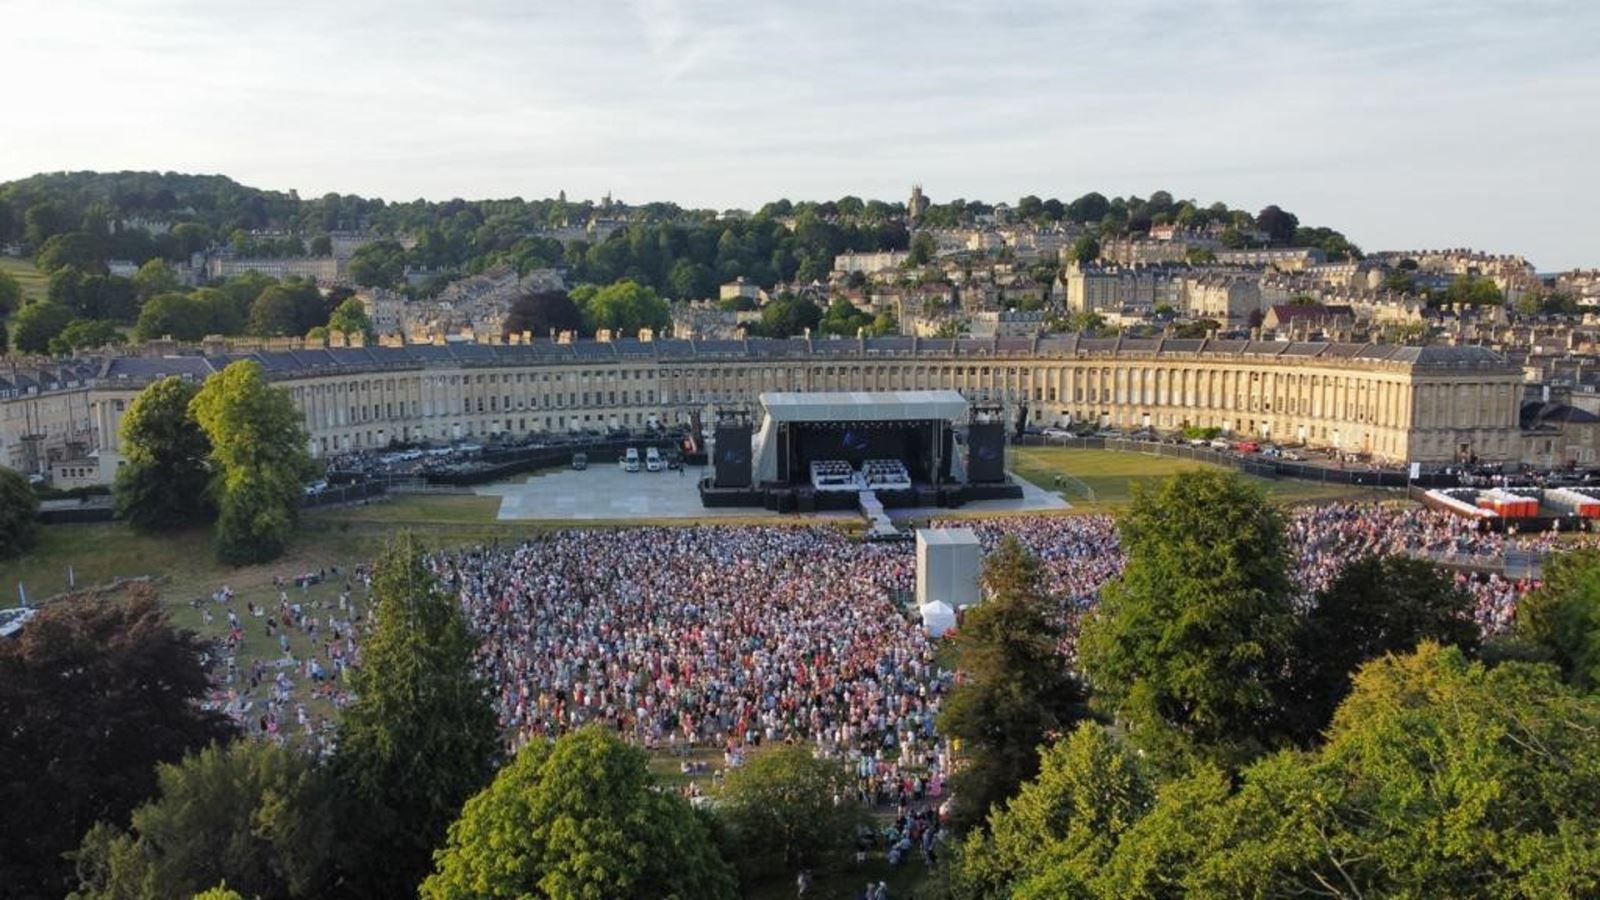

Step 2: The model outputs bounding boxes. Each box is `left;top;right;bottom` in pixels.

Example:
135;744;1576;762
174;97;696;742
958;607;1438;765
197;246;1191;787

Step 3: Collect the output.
907;184;929;221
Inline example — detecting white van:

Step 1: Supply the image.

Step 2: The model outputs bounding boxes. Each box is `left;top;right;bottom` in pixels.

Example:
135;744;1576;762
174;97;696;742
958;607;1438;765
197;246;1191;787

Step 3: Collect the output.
622;447;641;472
645;447;663;472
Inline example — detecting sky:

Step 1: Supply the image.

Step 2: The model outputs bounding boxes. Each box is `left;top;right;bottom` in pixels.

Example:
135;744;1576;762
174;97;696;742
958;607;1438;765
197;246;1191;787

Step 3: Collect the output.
3;0;1597;269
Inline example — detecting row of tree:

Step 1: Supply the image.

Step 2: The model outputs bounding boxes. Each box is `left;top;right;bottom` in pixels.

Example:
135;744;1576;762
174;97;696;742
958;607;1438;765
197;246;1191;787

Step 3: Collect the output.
936;469;1600;897
114;363;313;563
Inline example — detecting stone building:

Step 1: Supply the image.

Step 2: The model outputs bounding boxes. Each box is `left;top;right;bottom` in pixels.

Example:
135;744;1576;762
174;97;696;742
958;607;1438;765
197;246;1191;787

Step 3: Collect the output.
48;336;1523;479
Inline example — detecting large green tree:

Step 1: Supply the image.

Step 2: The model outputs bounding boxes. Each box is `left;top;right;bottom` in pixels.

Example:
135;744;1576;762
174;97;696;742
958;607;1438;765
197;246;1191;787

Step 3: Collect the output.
1283;554;1478;742
578;279;671;336
1514;549;1600;691
940;536;1089;831
331;533;500;898
421;727;737;900
69;741;335;900
324;297;372;339
0;465;39;559
502;289;583;338
10;298;73;354
113;376;213;531
0;589;235;899
1079;470;1294;771
953;723;1153;900
1097;644;1600;898
716;745;865;884
188;360;311;564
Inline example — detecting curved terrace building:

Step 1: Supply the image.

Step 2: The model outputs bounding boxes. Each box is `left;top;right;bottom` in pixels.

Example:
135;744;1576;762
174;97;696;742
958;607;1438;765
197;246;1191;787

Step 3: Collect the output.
50;334;1520;477
0;334;1526;480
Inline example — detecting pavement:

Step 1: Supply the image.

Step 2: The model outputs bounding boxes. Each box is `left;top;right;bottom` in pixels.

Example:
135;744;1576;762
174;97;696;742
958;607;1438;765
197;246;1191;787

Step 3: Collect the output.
478;465;1071;522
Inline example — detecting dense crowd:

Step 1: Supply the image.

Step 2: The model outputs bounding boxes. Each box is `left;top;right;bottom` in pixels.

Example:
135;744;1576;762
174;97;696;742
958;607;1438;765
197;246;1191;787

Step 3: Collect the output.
199;503;1589;783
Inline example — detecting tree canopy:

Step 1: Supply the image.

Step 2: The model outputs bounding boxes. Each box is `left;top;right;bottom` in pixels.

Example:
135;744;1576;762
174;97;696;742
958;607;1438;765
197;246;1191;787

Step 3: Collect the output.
502;289;582;338
421;727;737;900
1079;470;1294;770
113;376;214;531
10;298;74;353
331;532;501;898
1282;553;1479;741
0;465;39;559
189;360;312;564
1097;644;1600;898
716;745;865;884
0;589;235;899
940;535;1089;830
1514;549;1600;691
70;741;335;900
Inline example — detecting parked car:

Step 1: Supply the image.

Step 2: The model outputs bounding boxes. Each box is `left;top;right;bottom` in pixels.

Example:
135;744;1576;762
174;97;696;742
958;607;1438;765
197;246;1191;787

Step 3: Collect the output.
571;452;588;470
1282;450;1305;461
1188;438;1209;447
622;447;641;472
1042;427;1073;438
1235;441;1261;453
646;446;664;472
1208;438;1231;451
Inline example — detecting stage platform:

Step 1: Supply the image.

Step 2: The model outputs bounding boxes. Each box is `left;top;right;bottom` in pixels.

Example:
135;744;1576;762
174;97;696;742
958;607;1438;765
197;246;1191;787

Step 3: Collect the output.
475;466;1064;522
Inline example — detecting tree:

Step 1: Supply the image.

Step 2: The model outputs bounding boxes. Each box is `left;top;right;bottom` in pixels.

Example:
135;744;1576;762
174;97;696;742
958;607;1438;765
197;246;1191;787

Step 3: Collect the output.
953;723;1153;900
325;297;372;339
0;589;235;899
135;292;210;341
0;319;8;355
10;298;73;354
346;239;407;288
247;285;304;336
1079;470;1294;771
1439;275;1504;307
717;745;864;883
940;536;1090;830
1068;235;1100;265
1254;205;1299;245
69;741;335;900
48;318;123;354
0;465;39;559
188;360;312;564
132;258;181;299
501;289;582;338
1282;554;1478;741
1514;549;1600;691
907;231;937;266
421;727;737;900
308;234;332;257
755;294;823;337
331;533;501;898
1066;192;1110;224
579;279;671;336
1098;644;1600;898
114;376;213;531
35;231;104;274
0;268;21;317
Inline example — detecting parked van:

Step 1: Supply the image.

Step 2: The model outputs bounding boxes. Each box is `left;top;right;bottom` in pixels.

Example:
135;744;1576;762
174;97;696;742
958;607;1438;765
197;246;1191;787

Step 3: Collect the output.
646;447;664;472
571;452;588;471
622;448;641;472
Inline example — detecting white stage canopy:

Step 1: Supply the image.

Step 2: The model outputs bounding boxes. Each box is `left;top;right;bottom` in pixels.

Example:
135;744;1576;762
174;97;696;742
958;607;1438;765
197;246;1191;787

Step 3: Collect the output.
759;390;969;423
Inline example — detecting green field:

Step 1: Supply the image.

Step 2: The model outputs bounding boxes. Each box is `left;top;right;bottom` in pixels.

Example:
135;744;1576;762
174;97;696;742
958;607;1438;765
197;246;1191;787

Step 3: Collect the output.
0;255;49;306
1010;446;1392;508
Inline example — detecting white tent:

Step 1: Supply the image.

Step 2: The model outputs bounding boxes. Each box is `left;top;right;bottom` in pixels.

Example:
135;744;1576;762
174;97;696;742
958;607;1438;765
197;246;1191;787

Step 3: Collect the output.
920;601;956;637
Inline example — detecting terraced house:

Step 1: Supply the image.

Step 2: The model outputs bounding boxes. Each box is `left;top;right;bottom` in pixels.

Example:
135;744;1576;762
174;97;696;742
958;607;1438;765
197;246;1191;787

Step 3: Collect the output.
4;334;1524;484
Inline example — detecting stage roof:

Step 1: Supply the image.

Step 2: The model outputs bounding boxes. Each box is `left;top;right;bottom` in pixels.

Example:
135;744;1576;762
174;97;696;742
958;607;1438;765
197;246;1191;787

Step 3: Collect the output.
759;390;969;423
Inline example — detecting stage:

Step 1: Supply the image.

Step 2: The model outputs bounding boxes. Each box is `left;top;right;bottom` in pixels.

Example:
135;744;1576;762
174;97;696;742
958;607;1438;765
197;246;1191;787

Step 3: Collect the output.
699;390;1025;513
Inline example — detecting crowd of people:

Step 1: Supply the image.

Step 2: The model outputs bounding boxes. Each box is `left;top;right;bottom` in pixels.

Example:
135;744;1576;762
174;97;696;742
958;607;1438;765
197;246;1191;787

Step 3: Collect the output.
194;502;1588;787
200;567;373;755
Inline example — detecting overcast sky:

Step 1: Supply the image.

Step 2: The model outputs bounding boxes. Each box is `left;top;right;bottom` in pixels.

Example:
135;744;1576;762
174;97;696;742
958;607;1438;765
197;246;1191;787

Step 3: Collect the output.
3;0;1596;268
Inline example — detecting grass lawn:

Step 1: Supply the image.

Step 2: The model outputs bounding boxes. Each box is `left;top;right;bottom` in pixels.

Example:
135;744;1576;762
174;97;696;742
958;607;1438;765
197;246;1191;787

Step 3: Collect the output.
0;255;49;305
1010;446;1394;509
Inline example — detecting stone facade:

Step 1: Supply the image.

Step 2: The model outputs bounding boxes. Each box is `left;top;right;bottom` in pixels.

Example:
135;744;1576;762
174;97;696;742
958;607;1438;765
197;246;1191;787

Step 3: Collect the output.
42;337;1522;481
